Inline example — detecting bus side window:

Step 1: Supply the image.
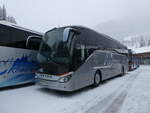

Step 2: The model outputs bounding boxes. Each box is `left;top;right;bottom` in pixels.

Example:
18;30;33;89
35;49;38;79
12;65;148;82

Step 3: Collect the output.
109;53;113;65
71;43;84;70
105;53;112;66
0;25;12;46
11;28;27;49
26;36;42;50
85;45;97;59
74;44;85;62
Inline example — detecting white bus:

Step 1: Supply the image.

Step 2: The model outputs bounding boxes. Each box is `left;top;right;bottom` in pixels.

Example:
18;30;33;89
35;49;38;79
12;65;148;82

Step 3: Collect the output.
0;21;43;88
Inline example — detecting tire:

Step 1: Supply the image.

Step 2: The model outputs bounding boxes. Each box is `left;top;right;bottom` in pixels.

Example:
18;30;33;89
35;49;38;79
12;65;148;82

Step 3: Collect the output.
93;71;101;87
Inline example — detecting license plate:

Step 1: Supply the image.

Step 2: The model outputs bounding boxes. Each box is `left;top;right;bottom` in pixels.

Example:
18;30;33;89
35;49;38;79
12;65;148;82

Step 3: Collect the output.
37;73;59;81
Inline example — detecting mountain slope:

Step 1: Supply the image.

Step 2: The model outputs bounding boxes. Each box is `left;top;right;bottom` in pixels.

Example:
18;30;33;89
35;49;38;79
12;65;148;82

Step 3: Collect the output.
95;19;150;42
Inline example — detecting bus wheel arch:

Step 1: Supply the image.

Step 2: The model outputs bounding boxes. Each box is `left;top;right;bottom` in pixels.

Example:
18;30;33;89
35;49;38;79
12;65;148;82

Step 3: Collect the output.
93;70;102;87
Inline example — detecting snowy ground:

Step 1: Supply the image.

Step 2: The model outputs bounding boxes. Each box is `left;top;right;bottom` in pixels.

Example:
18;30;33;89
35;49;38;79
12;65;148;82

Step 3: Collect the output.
0;65;150;113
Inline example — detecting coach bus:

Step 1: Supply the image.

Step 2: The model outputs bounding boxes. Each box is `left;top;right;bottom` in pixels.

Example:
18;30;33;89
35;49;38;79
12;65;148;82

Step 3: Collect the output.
0;21;43;88
35;26;128;91
128;49;139;71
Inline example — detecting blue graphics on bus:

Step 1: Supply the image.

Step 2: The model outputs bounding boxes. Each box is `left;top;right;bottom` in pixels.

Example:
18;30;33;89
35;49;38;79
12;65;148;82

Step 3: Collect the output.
0;55;38;87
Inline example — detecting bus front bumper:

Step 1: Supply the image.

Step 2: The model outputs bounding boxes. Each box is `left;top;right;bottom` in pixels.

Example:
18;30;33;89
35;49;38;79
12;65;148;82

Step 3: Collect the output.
35;78;75;92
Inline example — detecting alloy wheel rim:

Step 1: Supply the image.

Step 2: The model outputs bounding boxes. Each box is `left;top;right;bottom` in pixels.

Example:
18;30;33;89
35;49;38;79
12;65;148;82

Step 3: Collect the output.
95;73;100;84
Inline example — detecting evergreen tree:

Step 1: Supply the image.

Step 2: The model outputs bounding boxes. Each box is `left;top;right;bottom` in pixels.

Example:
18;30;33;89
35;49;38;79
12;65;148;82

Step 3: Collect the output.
2;5;7;20
0;6;3;20
0;4;17;24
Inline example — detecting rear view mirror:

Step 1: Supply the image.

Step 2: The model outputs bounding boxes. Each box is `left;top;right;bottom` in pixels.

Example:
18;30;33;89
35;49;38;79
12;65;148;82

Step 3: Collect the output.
63;28;70;42
63;27;81;42
26;35;42;50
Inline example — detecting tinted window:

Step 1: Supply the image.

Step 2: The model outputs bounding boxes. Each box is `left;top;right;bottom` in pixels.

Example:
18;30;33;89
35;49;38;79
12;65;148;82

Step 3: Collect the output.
0;24;41;49
71;44;83;70
85;45;97;58
0;25;12;46
11;28;27;49
38;28;70;65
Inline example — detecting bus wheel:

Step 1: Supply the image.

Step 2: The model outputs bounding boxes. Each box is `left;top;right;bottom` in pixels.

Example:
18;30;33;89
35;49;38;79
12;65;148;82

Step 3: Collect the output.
93;71;101;87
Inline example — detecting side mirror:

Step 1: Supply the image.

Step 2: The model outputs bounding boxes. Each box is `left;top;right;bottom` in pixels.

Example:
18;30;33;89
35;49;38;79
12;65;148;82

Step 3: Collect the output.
63;28;70;42
63;27;81;42
26;35;42;50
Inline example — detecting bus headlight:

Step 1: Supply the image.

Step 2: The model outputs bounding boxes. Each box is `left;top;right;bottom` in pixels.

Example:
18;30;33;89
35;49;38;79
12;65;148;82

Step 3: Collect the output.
59;75;72;83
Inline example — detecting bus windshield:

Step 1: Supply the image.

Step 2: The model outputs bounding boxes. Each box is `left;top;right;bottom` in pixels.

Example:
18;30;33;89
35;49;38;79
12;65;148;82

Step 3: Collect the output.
38;28;70;65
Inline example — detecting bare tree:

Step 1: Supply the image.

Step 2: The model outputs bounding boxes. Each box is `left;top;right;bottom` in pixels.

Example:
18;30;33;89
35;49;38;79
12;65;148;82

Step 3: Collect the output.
7;16;17;24
140;37;146;47
148;40;150;46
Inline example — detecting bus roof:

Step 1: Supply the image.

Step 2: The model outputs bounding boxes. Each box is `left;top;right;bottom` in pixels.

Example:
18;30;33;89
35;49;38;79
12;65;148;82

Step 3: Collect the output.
75;26;127;49
51;25;127;49
0;21;44;36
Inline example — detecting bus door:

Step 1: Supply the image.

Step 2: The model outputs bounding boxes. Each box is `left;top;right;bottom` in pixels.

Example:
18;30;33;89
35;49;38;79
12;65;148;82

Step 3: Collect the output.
71;44;86;70
103;52;114;79
72;43;92;88
111;52;120;76
105;52;117;78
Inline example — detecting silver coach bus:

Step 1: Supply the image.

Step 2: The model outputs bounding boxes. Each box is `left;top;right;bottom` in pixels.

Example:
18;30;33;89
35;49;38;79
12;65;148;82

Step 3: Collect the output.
128;49;140;71
35;26;128;91
0;21;43;88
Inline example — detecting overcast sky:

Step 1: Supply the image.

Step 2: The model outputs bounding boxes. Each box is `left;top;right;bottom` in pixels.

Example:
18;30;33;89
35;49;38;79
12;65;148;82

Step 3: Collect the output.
0;0;150;32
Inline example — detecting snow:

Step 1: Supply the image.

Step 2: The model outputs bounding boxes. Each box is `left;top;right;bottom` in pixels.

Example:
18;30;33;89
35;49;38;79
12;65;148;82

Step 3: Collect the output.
0;66;150;113
119;66;150;113
0;75;127;113
131;46;150;54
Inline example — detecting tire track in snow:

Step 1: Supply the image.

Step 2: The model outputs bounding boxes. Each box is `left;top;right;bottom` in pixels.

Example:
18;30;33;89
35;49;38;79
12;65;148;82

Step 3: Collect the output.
70;75;130;113
85;69;141;113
